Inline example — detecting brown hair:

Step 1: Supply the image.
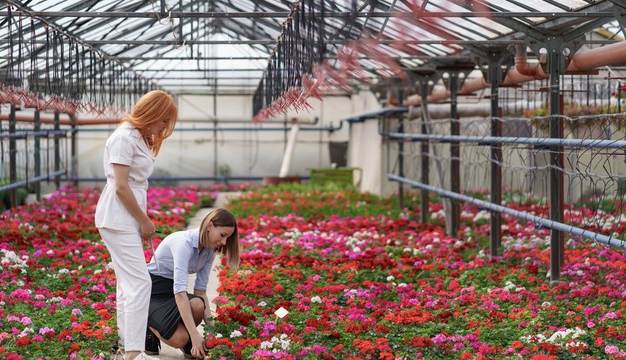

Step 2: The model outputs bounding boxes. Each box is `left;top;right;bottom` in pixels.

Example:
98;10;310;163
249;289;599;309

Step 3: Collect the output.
123;90;178;156
199;208;240;269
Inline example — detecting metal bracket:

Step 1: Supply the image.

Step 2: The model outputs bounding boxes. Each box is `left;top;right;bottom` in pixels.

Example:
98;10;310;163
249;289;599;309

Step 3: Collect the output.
611;2;626;38
432;59;475;91
468;46;514;85
526;35;585;75
403;66;441;95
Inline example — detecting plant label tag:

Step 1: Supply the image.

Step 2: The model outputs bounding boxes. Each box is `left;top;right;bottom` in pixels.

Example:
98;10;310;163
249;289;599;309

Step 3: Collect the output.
274;307;289;318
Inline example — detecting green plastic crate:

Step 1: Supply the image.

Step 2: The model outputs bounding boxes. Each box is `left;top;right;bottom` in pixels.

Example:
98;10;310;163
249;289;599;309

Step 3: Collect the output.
309;167;361;187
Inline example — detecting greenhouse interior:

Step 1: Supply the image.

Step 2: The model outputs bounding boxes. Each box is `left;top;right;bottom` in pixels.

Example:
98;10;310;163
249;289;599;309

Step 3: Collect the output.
1;0;626;359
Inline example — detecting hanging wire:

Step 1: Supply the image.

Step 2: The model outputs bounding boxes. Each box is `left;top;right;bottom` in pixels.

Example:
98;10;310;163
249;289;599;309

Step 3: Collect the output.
253;0;327;117
2;2;159;115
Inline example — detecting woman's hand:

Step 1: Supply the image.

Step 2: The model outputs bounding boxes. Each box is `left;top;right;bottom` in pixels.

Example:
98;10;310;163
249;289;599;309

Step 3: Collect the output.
190;330;206;359
140;218;156;240
203;307;214;327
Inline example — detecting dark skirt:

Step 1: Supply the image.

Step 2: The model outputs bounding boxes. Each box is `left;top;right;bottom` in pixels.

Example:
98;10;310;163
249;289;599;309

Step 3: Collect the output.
148;273;204;340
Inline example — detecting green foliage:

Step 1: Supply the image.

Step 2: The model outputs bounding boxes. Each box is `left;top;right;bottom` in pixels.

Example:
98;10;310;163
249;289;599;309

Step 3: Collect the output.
227;183;420;220
0;179;29;211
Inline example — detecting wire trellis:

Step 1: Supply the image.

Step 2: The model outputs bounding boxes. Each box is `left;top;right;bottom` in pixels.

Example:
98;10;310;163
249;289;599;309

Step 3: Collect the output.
389;112;626;244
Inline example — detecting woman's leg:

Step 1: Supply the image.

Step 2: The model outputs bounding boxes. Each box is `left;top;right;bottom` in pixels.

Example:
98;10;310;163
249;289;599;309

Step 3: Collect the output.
116;280;125;349
148;297;206;348
100;228;152;358
150;323;189;348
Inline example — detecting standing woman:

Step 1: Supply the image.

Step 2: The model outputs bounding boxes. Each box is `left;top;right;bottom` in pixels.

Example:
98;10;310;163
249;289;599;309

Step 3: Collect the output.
95;90;178;360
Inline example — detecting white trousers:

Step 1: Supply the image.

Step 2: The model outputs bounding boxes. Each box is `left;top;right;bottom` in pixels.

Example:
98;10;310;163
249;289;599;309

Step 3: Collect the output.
99;227;151;352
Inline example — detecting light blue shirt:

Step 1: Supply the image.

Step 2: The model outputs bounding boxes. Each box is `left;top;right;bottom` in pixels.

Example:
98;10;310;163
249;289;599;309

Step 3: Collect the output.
147;228;216;294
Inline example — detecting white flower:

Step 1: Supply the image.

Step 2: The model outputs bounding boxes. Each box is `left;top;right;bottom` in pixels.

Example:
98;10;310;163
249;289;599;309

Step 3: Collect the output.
258;301;267;307
215;333;223;339
353;247;361;253
310;296;322;303
230;330;242;338
473;210;491;222
386;276;395;282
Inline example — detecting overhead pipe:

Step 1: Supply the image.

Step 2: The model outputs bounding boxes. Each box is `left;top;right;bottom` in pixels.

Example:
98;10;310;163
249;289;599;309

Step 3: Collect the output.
0;112;319;126
405;40;626;106
514;44;548;79
0;114;74;125
568;40;626;72
405;69;535;105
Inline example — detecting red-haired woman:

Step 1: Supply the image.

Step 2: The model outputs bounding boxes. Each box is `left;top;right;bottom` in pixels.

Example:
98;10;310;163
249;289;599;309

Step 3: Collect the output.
95;90;178;360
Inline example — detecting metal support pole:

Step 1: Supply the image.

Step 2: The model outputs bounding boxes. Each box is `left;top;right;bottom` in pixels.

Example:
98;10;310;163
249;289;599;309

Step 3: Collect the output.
397;88;405;209
54;111;60;189
34;109;41;201
70;115;78;188
213;80;218;183
449;73;460;237
489;63;503;257
549;47;564;284
9;105;17;208
419;83;430;224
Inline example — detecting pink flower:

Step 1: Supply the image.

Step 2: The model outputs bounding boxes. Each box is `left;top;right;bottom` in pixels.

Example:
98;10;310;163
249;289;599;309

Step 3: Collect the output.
605;345;619;354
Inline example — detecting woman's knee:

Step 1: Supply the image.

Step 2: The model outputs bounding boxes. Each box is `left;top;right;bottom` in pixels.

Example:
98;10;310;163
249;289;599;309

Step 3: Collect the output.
190;298;205;320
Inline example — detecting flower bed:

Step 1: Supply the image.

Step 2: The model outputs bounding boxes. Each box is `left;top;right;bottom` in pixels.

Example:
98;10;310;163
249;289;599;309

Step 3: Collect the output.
204;188;626;360
2;184;626;359
228;183;420;220
0;186;217;360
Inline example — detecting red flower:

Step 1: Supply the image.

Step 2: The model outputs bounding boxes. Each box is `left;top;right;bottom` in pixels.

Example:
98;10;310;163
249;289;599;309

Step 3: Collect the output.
15;337;30;347
68;343;80;354
530;355;557;360
595;337;604;347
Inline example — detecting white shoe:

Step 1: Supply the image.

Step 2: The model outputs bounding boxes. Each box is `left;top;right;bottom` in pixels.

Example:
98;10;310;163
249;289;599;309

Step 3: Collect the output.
132;353;160;360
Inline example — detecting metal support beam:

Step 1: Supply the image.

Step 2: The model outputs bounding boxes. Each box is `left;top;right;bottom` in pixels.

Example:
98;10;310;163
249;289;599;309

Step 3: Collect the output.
70;116;78;187
449;72;460;237
389;174;626;248
0;55;459;61
419;82;430;224
489;58;503;258
9;104;17;208
34;109;41;201
54;111;61;189
0;11;616;18
548;42;564;285
385;131;626;149
397;87;405;209
0;39;532;46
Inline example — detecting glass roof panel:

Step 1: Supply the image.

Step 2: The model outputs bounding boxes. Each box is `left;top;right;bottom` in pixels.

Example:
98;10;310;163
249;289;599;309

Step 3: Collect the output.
0;0;618;93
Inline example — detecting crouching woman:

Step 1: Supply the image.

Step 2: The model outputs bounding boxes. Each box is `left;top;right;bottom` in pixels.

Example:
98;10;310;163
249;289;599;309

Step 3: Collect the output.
145;208;240;359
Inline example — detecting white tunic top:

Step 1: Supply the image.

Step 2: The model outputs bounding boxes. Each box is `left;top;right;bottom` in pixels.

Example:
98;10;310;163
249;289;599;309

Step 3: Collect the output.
95;122;155;232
